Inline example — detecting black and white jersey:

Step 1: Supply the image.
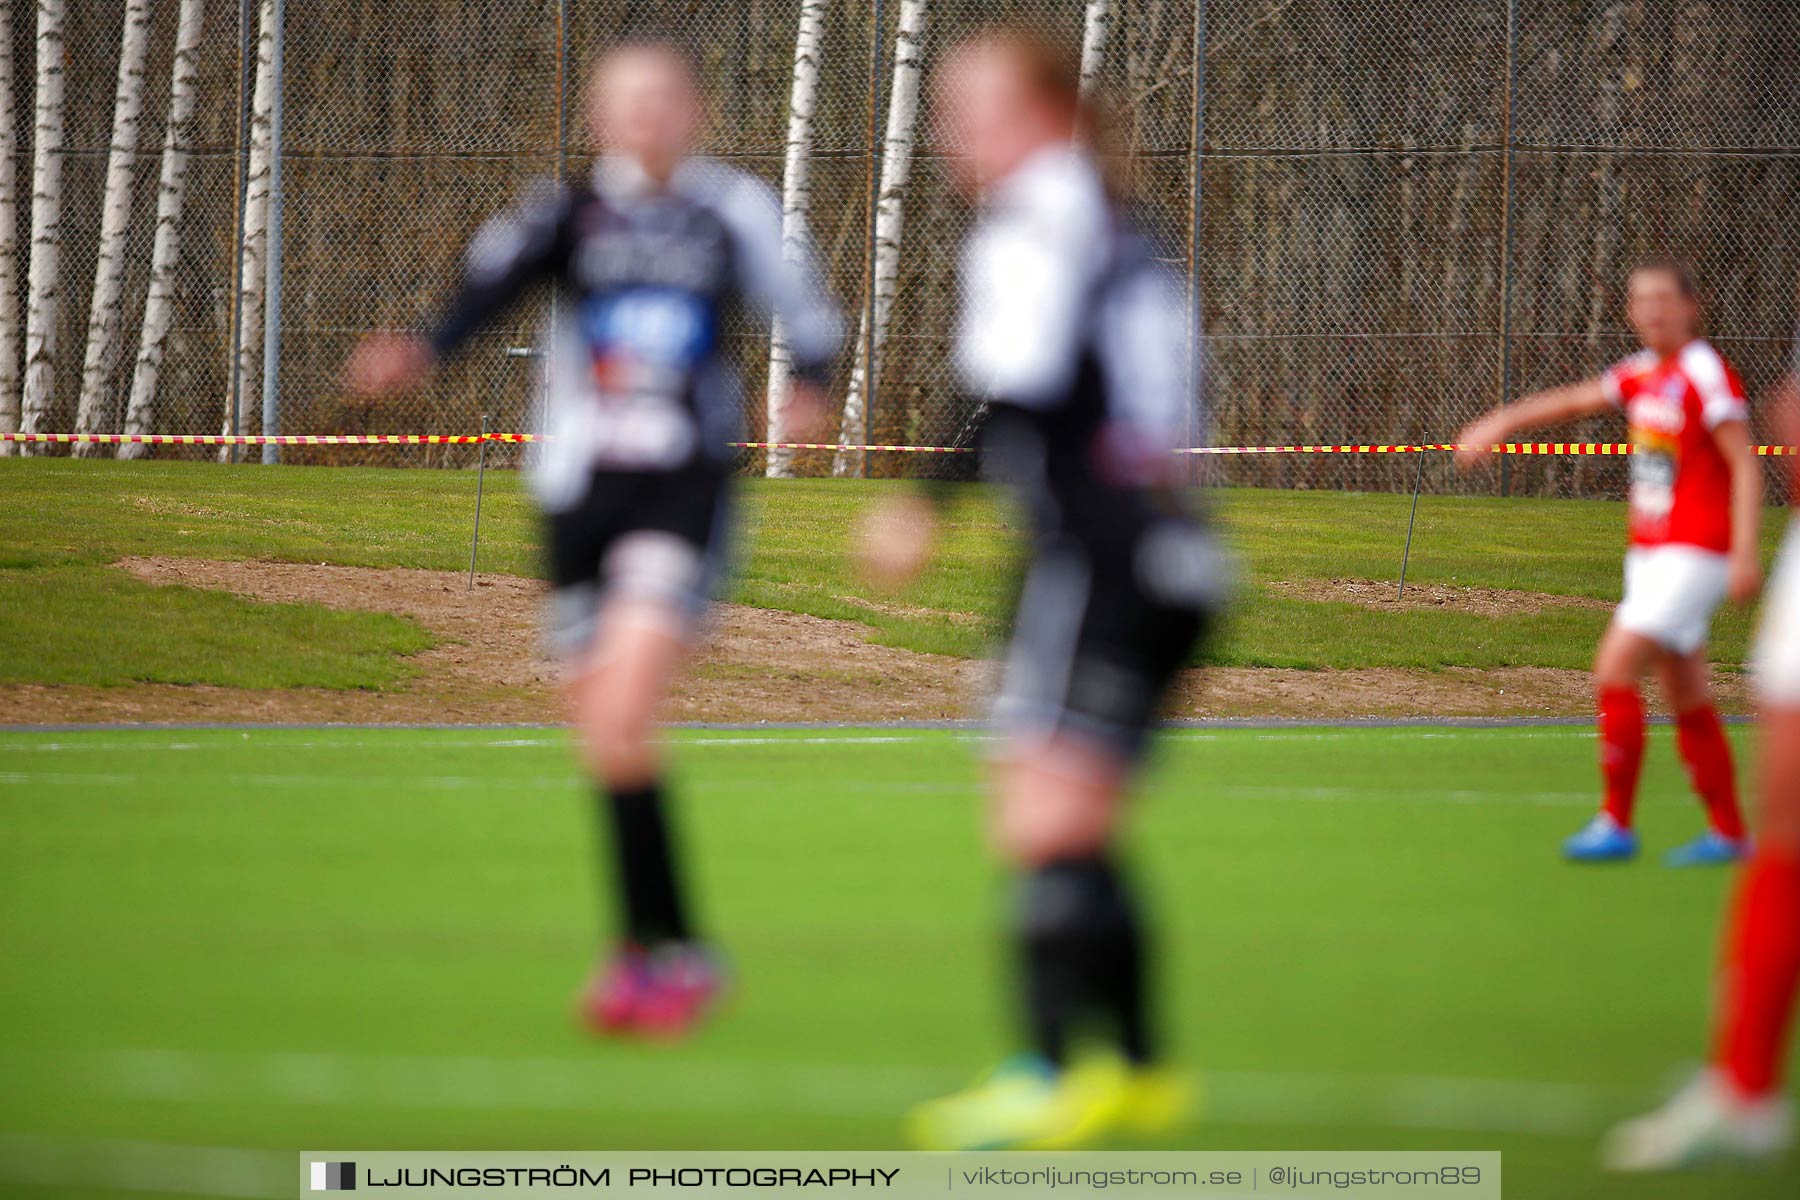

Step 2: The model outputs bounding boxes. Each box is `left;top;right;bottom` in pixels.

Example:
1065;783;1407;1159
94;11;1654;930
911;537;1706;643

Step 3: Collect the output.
960;145;1224;755
956;144;1199;554
429;155;843;511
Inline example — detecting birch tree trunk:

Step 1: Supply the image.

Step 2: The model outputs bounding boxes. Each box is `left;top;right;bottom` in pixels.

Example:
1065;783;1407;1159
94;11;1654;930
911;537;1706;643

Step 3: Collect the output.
16;0;66;455
764;0;828;479
221;0;274;458
0;6;22;451
121;0;205;460
834;0;927;477
71;0;152;455
1079;0;1112;99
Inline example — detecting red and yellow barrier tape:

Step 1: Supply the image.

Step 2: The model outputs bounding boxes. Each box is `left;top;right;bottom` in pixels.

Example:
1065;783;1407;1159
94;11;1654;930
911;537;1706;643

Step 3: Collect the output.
2;432;1795;455
0;432;488;446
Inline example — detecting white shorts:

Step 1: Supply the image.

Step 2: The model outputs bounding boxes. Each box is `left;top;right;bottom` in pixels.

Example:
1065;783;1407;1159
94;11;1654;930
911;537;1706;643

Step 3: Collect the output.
1753;522;1800;705
1614;544;1729;656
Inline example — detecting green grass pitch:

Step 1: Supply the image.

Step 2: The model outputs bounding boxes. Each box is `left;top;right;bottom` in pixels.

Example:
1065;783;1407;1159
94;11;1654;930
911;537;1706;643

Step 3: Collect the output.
2;724;1795;1199
0;458;1786;686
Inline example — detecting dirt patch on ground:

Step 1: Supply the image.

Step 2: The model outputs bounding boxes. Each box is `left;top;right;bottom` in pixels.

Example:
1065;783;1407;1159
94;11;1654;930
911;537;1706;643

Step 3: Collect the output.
1180;665;1748;720
1267;577;1611;617
0;557;1750;726
0;557;984;726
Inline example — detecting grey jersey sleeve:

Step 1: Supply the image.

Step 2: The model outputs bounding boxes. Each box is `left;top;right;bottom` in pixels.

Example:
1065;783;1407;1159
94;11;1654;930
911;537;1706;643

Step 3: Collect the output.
699;166;845;386
1094;262;1194;456
427;180;573;359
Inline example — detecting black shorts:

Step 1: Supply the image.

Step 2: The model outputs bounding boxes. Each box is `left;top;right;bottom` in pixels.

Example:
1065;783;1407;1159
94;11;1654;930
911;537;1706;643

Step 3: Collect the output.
544;463;731;657
993;525;1222;761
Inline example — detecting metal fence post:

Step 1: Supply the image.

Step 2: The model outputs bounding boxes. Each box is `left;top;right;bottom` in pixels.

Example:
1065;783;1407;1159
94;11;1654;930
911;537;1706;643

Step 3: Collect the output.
223;0;255;463
859;0;885;479
545;0;568;436
1495;0;1520;497
259;0;286;464
556;0;569;176
1187;0;1207;486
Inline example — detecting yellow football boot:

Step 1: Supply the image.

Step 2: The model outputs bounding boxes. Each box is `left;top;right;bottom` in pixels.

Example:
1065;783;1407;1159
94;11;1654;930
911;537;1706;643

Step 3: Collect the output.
907;1054;1193;1150
1116;1063;1201;1137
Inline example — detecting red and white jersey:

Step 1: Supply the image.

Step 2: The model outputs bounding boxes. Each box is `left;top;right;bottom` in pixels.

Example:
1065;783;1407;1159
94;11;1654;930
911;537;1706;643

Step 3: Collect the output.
1602;339;1749;553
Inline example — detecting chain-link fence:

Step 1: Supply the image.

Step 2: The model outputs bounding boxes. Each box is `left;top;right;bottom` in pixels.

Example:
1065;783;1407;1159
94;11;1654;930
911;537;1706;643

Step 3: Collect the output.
4;0;1798;496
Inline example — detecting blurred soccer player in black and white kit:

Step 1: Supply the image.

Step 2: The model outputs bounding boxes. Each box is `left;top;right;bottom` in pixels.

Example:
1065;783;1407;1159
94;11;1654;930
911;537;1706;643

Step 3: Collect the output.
863;31;1227;1150
345;42;842;1039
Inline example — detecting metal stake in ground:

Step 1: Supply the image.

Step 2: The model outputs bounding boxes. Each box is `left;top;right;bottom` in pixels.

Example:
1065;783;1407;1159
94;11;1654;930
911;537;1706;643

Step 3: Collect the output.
1397;446;1429;600
467;413;489;592
469;345;544;591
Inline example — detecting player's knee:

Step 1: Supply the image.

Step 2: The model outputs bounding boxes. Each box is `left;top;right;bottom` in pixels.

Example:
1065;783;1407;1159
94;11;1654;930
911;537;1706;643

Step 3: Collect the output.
1667;683;1712;716
1662;667;1712;715
993;795;1114;866
1592;647;1636;690
594;711;656;780
1594;624;1656;689
571;686;657;785
989;744;1126;865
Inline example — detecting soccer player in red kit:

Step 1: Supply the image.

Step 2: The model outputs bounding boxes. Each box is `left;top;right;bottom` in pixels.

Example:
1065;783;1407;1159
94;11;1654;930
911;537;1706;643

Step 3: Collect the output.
1457;261;1763;866
1602;369;1800;1170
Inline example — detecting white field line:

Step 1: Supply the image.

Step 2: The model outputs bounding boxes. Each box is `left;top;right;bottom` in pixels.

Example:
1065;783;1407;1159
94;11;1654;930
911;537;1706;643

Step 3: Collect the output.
0;727;1615;756
683;735;943;746
0;765;1590;807
0;770;138;785
0;734;953;754
1205;784;1596;807
0;1051;1651;1197
0;1133;293;1198
1160;729;1598;743
7;1047;1644;1141
0;763;1591;806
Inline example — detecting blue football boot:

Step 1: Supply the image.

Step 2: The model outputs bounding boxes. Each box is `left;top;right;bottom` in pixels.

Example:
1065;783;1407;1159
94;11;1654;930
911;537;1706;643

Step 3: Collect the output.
1564;813;1638;863
1664;831;1749;868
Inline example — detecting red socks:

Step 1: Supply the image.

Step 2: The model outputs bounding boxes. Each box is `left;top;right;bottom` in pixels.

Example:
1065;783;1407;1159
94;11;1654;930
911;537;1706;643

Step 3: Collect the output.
1675;706;1746;840
1597;686;1645;827
1715;849;1800;1099
1595;692;1744;839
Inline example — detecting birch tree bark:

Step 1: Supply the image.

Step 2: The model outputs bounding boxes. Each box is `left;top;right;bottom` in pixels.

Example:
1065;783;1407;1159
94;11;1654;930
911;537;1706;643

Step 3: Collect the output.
1079;0;1112;99
764;0;828;479
835;0;927;477
121;0;205;459
72;0;152;455
16;0;66;454
0;6;22;451
221;0;275;457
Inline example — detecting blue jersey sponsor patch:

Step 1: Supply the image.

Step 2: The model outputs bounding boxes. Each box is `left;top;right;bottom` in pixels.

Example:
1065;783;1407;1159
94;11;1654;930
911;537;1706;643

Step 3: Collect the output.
581;287;716;370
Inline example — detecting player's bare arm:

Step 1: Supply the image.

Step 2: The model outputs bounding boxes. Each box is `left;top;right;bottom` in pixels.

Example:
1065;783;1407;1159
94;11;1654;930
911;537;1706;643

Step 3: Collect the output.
342;332;436;397
1454;377;1612;470
1712;417;1764;604
856;490;938;591
779;379;832;444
